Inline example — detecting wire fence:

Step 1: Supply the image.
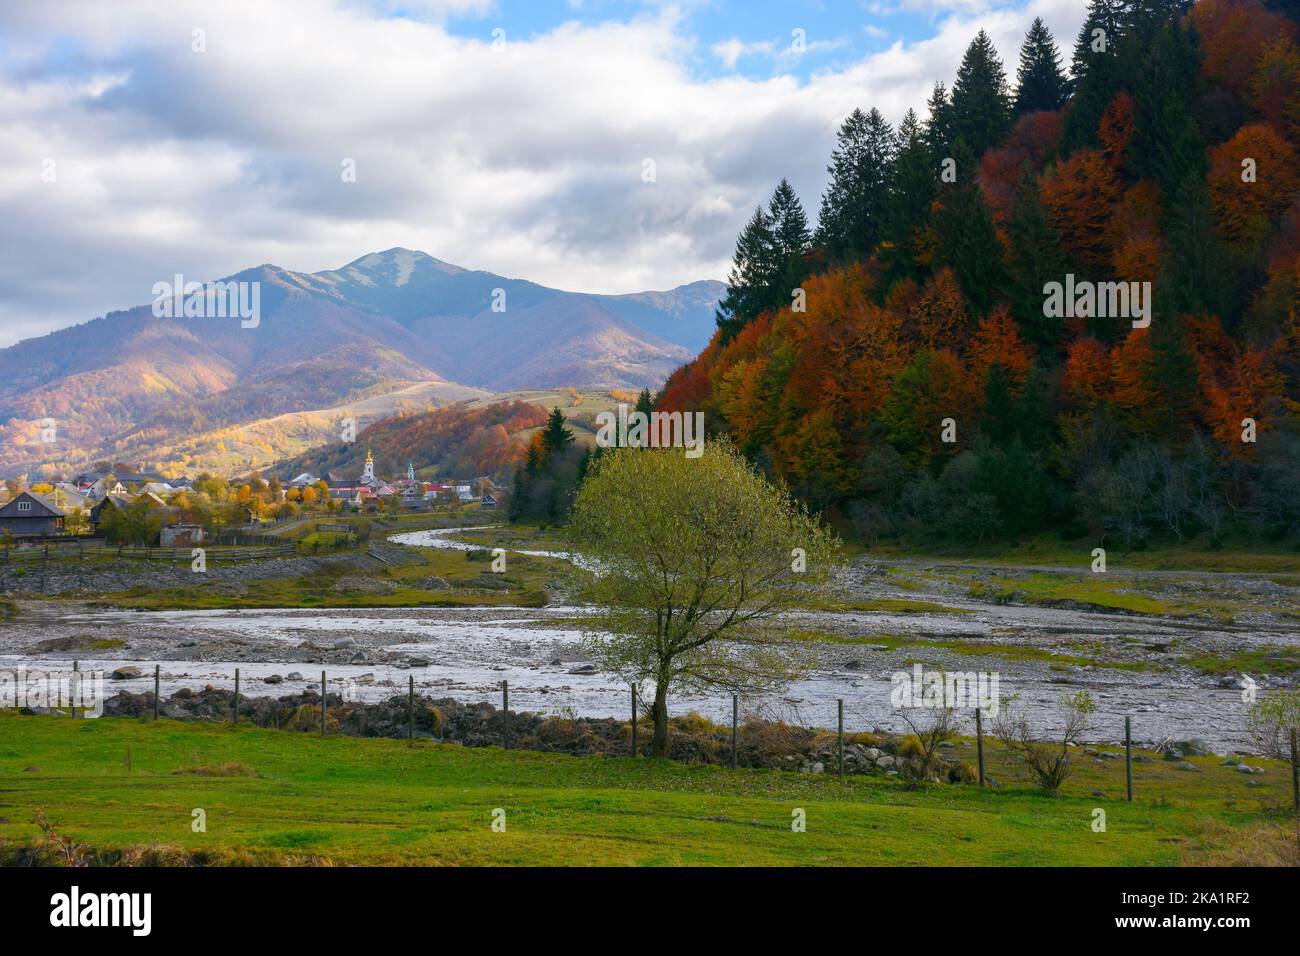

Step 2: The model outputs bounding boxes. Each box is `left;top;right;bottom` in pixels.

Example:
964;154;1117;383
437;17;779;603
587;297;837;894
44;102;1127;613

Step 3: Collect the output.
14;662;1295;810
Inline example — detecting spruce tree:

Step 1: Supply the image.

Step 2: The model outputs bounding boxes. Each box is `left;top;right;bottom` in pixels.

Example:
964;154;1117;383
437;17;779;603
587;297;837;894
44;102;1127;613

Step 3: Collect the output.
541;408;575;460
814;107;896;264
1005;165;1068;349
1014;17;1069;114
634;388;655;420
767;178;813;308
933;144;1006;315
715;206;777;343
1129;20;1205;207
882;109;934;284
1063;0;1125;152
1143;312;1201;439
950;30;1013;158
924;82;955;162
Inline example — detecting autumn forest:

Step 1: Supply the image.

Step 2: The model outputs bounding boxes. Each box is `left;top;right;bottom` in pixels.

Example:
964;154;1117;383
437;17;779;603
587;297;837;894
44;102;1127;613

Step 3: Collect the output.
658;0;1300;549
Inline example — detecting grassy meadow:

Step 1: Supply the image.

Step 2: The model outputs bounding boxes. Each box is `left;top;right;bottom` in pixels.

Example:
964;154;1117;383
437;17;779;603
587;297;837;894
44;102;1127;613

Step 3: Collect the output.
1;712;1295;866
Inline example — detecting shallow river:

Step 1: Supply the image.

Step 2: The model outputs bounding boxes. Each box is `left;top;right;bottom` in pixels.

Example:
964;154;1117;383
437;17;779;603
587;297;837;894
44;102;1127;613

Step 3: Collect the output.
3;527;1293;753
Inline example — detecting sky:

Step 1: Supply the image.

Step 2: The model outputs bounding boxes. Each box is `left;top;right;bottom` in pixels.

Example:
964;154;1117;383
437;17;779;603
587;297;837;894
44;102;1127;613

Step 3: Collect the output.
0;0;1089;347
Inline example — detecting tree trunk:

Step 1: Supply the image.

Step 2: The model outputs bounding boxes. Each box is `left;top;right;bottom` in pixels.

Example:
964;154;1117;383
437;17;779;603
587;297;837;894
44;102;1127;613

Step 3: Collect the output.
651;680;670;758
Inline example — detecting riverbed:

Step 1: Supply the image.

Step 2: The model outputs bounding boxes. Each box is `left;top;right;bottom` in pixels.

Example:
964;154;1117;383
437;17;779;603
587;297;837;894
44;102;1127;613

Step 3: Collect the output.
2;527;1296;752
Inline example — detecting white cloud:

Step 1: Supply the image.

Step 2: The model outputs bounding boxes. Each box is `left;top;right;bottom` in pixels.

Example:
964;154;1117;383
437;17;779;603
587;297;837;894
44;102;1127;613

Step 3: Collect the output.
0;0;1085;347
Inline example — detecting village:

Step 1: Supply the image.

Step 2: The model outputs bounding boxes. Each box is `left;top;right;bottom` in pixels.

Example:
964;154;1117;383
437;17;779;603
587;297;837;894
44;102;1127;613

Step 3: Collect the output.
0;450;502;548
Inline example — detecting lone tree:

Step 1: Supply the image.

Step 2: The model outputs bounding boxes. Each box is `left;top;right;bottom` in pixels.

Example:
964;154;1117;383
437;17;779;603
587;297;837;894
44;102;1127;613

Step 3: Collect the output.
569;442;841;757
1248;689;1300;813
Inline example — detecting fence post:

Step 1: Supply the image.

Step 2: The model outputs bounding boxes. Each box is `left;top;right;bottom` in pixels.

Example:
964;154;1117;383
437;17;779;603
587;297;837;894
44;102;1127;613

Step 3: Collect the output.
408;675;415;745
1125;716;1133;802
837;699;844;778
631;685;638;759
731;694;738;770
233;668;240;725
153;665;160;721
975;708;986;788
71;661;79;720
1291;728;1299;816
320;671;327;736
501;680;509;750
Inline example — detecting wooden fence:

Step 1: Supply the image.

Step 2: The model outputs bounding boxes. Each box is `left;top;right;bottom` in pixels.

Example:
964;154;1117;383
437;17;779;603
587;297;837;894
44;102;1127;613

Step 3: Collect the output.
0;541;296;563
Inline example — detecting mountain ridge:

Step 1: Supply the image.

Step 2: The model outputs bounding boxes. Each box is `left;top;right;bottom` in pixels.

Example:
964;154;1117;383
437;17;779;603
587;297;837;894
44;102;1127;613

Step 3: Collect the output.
0;248;722;478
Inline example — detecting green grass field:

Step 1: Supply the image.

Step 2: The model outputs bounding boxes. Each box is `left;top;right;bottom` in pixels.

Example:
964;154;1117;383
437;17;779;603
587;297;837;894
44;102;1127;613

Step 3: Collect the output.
1;713;1293;866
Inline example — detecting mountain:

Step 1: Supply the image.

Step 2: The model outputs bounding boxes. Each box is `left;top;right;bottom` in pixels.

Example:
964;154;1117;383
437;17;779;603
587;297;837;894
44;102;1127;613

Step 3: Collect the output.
0;249;723;478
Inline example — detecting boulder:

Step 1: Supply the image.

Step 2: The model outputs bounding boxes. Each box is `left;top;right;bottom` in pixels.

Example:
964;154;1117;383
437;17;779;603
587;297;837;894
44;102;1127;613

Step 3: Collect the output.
568;663;599;675
110;666;142;680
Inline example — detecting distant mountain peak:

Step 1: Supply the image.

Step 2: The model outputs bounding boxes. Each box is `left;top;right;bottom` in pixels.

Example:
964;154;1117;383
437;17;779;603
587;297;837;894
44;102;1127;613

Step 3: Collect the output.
317;247;466;289
0;245;723;477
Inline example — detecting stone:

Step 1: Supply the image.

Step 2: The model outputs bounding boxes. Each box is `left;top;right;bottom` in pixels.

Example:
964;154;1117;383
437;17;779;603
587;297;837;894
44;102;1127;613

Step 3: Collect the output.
407;656;431;667
286;672;304;681
1175;761;1200;772
1177;738;1211;757
264;674;283;684
332;638;357;649
110;666;142;680
568;663;599;675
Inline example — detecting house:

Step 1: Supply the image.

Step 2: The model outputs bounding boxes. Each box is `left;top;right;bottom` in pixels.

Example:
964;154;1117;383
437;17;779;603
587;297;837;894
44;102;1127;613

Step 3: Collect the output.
89;494;135;532
0;492;66;538
480;493;498;509
50;483;92;513
160;524;204;547
136;482;179;498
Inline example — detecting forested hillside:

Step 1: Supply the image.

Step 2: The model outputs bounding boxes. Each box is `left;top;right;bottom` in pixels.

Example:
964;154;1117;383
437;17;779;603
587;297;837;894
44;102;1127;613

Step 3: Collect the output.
660;0;1300;548
280;400;549;483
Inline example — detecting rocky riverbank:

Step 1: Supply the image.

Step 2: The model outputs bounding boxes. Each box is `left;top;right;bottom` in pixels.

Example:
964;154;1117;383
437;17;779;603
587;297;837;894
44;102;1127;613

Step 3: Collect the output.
0;554;364;597
94;686;968;777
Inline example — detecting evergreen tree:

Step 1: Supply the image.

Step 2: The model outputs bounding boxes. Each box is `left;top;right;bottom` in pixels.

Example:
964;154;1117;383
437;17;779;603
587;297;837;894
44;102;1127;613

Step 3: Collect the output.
634;388;655;422
982;362;1018;445
715;206;777;344
882;109;935;284
924;82;955;162
1005;165;1068;349
814;107;896;264
1014;17;1069;114
767;178;813;307
933;144;1006;314
1063;0;1125;152
541;408;575;460
1128;20;1205;207
950;30;1013;157
1143;312;1201;439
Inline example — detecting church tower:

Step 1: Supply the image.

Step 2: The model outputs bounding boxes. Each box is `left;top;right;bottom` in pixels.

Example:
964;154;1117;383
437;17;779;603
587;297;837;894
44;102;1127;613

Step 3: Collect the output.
361;450;375;483
407;462;415;482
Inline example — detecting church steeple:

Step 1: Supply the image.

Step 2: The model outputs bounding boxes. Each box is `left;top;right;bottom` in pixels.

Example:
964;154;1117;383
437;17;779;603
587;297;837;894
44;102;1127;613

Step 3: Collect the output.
407;462;415;482
361;449;375;483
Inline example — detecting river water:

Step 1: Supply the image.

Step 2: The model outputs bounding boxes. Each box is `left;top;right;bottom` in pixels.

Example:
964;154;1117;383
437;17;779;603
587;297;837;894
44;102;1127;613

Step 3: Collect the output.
3;526;1295;752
